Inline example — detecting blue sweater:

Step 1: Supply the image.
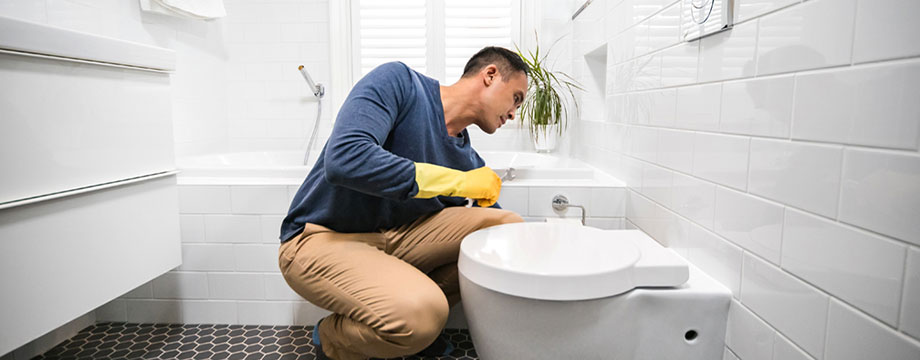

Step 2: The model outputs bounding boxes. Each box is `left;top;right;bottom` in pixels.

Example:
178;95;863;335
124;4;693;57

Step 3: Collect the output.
280;62;493;242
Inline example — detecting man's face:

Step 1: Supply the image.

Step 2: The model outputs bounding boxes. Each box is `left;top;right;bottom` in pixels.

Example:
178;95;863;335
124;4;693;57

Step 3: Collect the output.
477;70;528;134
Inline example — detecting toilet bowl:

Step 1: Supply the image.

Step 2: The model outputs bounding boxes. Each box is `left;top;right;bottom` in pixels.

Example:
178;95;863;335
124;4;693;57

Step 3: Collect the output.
458;222;731;360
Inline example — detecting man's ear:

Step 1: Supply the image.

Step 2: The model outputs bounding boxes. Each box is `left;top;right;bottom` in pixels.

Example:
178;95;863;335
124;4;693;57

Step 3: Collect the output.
483;65;498;86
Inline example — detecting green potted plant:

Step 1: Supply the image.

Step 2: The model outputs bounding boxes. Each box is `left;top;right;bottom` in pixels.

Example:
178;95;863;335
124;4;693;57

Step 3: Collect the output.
515;35;583;153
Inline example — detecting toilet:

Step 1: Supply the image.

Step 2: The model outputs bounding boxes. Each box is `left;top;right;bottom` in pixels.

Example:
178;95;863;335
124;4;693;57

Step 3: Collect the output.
458;222;731;360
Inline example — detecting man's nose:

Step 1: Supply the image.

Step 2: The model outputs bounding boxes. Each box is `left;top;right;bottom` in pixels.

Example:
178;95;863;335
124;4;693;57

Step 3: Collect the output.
506;111;515;120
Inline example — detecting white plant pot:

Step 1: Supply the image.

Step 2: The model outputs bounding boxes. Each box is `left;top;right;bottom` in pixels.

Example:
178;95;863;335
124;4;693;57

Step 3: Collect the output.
532;124;560;153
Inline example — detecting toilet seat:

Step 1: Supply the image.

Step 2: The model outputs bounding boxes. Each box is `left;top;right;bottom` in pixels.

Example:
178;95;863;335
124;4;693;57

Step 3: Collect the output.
458;222;689;301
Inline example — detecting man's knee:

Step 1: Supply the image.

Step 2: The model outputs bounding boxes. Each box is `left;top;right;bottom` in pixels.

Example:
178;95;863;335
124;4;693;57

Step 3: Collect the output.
480;208;524;229
379;293;449;354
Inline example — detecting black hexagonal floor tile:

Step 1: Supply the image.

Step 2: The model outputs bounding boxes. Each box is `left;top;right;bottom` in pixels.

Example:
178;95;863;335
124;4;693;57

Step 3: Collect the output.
30;322;479;360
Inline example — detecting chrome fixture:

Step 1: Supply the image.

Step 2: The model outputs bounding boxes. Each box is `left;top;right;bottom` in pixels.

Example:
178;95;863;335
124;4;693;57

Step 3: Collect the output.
501;167;516;182
551;194;586;225
298;65;325;165
298;65;325;98
572;0;593;20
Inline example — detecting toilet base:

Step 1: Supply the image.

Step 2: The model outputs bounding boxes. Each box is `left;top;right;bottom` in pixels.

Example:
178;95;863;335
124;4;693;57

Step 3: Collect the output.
459;265;730;360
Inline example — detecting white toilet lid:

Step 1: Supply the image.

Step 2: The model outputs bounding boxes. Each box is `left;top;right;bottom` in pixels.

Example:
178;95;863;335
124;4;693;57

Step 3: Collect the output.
458;222;689;301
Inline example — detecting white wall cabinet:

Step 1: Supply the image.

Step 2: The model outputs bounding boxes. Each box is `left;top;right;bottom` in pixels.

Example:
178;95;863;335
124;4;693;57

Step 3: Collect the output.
0;16;180;355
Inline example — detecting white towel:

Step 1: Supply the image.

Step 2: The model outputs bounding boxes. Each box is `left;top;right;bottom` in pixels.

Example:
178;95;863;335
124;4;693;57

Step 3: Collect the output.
139;0;226;20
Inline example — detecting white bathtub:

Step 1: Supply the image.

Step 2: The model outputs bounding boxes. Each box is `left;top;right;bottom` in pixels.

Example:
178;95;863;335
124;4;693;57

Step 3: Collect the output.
177;151;624;187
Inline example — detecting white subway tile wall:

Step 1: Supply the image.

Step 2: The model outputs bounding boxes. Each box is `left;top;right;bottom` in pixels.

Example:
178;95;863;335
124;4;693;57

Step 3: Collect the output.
571;0;920;357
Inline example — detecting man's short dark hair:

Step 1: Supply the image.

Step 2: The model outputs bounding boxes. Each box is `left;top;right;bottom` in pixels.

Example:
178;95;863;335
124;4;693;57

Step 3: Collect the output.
461;46;530;81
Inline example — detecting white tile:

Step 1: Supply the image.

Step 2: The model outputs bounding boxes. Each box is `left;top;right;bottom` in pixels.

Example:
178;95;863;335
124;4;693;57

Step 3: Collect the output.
584;217;625;230
902;247;920;339
792;62;920;150
626;190;675;246
179;244;236;271
671;172;716;229
529;187;591;217
659;42;699;87
242;23;280;43
152;271;210;300
293;301;332;326
748;139;843;218
623;94;641;125
725;300;775;360
825;300;920;360
660;214;691;253
230;185;290;214
261;215;285;244
676;83;721;131
621;156;644;189
641;164;673;207
265;274;302;301
692;133;750;190
657;128;694;173
209;273;265;300
647;3;681;52
498;186;529;216
699;21;758;82
741;253;829;358
782;209;906;326
644;89;678;127
234;244;280;272
123;280;153;299
853;0;920;63
720;75;794;138
735;0;799;22
205;214;262;243
838;149;920;246
126;299;181;324
589;187;626;217
606;123;628;154
687;224;744;298
179;300;238;324
772;333;813;360
713;187;784;265
609;94;628;122
178;186;231;214
634;53;662;90
756;0;857;75
95;299;127;323
629;126;659;162
179;215;206;243
237;301;293;325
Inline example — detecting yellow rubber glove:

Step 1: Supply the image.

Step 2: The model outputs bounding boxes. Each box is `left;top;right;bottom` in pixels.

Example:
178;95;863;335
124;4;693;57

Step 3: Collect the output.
414;163;501;207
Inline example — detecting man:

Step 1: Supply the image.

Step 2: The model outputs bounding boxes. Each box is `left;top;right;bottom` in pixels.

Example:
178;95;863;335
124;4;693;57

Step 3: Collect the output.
278;46;529;360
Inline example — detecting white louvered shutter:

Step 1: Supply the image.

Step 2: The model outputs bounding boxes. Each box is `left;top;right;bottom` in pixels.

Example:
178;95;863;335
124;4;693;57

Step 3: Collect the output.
355;0;519;83
444;0;517;84
356;0;428;77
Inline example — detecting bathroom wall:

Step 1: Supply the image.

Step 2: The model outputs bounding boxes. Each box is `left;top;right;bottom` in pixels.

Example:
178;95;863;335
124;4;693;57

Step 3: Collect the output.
0;0;331;157
562;0;920;359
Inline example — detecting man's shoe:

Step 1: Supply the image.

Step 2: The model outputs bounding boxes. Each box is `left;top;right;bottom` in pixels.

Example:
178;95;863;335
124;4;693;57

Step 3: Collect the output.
312;318;332;360
417;334;454;357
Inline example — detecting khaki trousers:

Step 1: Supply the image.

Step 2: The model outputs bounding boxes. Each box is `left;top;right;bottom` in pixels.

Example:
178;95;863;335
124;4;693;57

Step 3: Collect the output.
278;206;523;360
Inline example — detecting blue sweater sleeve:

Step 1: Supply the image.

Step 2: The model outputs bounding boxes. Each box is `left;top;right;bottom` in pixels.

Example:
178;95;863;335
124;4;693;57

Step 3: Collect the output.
323;62;419;200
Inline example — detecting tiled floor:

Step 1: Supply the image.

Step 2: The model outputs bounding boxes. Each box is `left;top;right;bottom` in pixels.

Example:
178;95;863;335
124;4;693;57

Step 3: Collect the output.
31;322;478;360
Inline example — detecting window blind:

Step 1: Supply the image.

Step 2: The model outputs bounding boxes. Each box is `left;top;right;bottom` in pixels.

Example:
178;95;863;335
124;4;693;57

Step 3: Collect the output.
444;0;515;84
355;0;518;83
357;0;428;76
